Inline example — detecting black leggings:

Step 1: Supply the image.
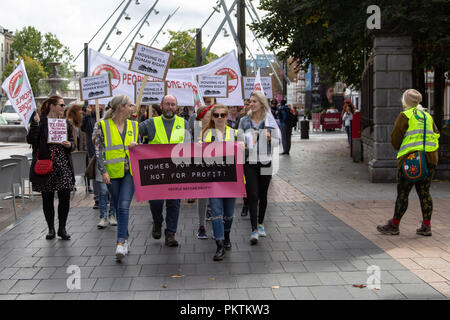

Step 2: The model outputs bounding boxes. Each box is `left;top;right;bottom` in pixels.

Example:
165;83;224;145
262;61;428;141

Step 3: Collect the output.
42;190;71;230
244;164;272;231
394;166;435;223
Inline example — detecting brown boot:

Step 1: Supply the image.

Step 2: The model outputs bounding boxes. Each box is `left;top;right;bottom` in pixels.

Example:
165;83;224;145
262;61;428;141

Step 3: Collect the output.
377;219;399;235
416;223;432;236
165;232;179;247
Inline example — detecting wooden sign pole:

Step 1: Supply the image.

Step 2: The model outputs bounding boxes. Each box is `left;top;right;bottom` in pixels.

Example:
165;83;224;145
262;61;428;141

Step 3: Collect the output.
136;75;149;118
95;99;100;122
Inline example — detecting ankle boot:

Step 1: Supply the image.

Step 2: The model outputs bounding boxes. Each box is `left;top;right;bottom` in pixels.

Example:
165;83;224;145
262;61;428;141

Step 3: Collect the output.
46;227;56;240
57;228;71;240
224;231;232;250
213;240;226;261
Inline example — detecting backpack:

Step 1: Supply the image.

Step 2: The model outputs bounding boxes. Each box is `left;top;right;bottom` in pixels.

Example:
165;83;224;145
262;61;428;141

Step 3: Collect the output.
284;109;297;128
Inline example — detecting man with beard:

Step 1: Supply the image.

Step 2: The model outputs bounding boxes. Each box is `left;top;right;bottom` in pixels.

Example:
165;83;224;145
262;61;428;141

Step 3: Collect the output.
138;95;191;247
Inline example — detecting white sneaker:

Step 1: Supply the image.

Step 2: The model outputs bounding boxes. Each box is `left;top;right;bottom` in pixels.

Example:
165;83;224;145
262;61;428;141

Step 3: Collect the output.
108;215;117;226
115;244;126;261
123;240;130;255
97;218;108;229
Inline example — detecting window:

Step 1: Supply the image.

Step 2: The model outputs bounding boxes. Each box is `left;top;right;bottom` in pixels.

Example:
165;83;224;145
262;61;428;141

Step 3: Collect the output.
1;57;3;69
1;43;3;52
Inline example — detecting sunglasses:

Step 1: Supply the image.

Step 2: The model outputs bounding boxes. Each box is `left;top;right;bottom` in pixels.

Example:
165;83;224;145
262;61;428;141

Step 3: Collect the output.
54;103;65;107
213;113;227;118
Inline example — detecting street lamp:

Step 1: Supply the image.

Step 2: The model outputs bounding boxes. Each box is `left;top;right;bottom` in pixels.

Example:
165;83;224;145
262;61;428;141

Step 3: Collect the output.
139;33;144;38
154;10;159;15
124;13;131;20
106;43;111;50
115;28;122;35
135;0;140;4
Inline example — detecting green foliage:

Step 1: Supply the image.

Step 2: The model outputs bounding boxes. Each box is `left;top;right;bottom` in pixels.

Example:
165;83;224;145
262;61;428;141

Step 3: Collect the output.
11;26;75;78
162;30;219;69
2;55;48;96
311;107;322;113
251;0;450;89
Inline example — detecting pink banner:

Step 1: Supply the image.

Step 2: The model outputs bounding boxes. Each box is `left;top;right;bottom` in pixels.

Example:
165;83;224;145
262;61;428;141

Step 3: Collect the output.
129;142;247;202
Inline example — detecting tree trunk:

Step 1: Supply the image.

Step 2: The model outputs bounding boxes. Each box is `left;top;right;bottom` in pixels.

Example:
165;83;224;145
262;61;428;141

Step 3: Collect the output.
433;66;445;132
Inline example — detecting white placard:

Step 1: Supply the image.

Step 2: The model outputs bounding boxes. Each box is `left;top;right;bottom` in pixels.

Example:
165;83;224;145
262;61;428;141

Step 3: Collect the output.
1;60;37;131
196;74;228;98
129;43;172;80
242;76;273;99
79;74;113;101
48;119;67;144
135;81;167;105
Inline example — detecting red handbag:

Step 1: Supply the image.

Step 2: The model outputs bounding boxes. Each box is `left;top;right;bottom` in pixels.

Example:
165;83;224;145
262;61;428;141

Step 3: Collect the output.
34;146;55;175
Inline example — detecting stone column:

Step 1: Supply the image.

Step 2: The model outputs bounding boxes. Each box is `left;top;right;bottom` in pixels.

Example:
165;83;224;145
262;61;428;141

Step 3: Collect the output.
369;36;413;182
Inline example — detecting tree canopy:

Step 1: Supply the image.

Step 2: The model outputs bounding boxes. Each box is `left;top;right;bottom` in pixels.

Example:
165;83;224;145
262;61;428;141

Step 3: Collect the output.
162;29;219;68
250;0;449;89
10;26;75;77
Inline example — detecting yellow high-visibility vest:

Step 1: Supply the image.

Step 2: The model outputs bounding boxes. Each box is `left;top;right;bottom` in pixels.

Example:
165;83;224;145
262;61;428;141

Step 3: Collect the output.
204;126;237;142
397;108;440;159
100;118;138;179
149;116;185;144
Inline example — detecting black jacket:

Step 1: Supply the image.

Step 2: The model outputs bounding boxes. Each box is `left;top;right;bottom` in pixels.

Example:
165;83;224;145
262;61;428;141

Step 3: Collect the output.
27;112;76;186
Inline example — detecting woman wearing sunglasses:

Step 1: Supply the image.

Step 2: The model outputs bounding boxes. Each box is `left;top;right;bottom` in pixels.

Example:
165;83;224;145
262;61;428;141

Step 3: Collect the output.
27;95;75;241
201;104;239;261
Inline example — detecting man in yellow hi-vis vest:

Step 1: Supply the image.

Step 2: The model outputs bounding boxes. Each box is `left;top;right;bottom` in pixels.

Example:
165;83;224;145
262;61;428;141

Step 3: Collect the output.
138;95;191;247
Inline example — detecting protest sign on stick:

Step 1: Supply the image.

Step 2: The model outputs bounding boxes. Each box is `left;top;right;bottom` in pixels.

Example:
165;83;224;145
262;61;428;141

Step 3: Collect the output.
79;73;113;101
129;43;172;81
241;76;273;99
134;80;167;115
1;60;37;131
196;74;229;98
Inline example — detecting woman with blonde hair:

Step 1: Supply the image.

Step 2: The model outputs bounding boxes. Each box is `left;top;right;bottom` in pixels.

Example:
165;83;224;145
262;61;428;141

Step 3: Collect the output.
95;95;138;260
238;91;281;245
202;104;239;260
377;89;440;236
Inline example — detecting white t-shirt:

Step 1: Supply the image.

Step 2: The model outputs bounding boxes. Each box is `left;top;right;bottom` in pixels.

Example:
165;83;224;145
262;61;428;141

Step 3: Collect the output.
342;112;353;127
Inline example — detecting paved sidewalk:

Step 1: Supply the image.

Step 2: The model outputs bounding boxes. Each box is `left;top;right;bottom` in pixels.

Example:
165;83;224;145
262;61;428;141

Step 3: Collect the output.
0;131;448;300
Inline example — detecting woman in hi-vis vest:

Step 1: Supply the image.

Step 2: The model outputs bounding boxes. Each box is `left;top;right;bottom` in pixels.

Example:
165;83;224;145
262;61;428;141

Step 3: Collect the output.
201;104;239;261
377;89;440;237
95;95;138;261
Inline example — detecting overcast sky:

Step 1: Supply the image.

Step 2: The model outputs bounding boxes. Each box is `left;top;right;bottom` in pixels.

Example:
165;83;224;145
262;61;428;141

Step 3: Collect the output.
1;0;272;72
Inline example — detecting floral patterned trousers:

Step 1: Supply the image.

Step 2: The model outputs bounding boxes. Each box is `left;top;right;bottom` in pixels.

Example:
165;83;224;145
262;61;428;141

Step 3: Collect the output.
394;165;435;222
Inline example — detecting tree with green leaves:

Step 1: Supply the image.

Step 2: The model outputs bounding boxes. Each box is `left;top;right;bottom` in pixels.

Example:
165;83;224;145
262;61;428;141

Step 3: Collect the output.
10;26;75;78
162;29;219;68
251;0;449;129
2;55;48;96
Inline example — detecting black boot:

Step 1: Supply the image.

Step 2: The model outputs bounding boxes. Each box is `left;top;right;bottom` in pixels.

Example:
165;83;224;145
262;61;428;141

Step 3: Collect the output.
224;231;232;250
213;240;226;261
57;228;71;240
241;205;248;217
46;227;56;240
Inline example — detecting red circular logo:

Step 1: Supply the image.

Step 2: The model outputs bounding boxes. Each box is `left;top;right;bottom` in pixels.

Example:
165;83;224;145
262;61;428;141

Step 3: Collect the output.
9;71;24;99
92;64;121;89
215;68;239;94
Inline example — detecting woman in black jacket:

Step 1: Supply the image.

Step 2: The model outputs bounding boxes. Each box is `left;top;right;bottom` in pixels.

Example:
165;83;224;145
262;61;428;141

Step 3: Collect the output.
27;95;75;240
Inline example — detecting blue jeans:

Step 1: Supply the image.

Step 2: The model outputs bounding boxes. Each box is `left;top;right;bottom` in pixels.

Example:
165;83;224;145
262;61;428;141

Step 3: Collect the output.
98;182;116;219
149;199;180;235
209;198;236;240
345;125;351;145
107;173;135;244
